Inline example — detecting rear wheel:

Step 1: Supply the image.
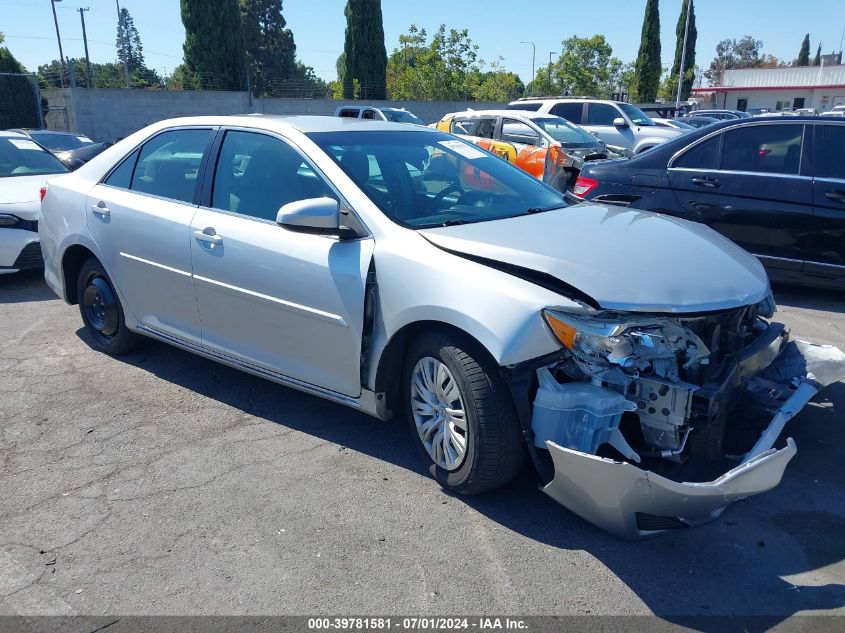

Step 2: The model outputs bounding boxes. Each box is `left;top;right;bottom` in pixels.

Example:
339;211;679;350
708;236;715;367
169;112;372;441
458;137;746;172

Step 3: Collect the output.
77;257;139;355
404;331;524;495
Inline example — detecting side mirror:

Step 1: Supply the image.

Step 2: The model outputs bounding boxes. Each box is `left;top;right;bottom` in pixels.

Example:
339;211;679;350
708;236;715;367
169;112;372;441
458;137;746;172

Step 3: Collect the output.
276;197;339;231
612;117;629;128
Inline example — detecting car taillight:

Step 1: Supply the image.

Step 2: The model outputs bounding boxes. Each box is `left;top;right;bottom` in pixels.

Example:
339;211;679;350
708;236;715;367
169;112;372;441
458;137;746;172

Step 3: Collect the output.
573;176;598;198
39;186;47;202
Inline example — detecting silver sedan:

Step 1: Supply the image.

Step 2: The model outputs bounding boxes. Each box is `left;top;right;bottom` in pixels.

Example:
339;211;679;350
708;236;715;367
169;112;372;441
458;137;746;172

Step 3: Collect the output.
39;116;845;538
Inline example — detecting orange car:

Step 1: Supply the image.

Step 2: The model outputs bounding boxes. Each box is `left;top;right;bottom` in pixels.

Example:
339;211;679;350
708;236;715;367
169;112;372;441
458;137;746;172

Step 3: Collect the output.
435;109;609;191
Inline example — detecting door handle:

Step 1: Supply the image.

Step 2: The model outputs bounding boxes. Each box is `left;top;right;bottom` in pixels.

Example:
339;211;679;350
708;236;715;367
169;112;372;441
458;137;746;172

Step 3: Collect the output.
90;201;110;216
691;177;720;188
826;191;845;203
193;229;223;246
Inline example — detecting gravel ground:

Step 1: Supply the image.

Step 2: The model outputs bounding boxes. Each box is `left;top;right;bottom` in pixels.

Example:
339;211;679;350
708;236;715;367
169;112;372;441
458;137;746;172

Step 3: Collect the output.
1;270;844;622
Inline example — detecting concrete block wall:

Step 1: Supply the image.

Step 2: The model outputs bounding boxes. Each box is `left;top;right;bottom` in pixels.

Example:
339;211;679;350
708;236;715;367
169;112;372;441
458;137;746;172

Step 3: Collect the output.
40;88;508;142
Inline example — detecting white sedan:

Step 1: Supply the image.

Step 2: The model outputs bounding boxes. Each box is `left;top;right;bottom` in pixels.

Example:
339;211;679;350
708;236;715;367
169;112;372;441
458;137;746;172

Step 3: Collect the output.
0;131;69;274
38;115;845;538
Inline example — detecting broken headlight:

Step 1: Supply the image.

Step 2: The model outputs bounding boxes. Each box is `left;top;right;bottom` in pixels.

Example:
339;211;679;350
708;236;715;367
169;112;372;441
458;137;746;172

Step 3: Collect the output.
543;310;639;365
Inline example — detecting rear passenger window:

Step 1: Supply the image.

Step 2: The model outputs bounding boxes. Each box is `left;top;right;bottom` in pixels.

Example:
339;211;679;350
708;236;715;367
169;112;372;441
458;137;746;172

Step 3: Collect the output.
450;118;495;139
721;124;803;175
338;109;359;118
585;103;619;126
104;149;139;189
823;125;845;180
131;129;211;203
211;131;336;222
550;103;583;124
674;135;720;170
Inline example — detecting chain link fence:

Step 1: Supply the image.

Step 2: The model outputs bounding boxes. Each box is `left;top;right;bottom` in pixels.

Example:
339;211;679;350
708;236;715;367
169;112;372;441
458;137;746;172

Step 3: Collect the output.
0;73;44;129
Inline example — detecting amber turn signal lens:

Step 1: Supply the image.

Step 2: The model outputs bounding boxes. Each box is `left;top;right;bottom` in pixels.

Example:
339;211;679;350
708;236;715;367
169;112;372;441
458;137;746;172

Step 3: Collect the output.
543;311;578;349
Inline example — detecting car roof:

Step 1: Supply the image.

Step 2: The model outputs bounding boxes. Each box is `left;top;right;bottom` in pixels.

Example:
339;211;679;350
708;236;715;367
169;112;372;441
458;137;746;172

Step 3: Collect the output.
509;97;619;105
0;130;28;138
141;115;433;134
446;109;556;120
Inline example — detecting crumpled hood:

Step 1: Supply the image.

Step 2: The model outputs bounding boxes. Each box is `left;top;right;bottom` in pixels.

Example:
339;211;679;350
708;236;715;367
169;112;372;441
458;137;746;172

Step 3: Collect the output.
0;174;51;221
419;204;770;313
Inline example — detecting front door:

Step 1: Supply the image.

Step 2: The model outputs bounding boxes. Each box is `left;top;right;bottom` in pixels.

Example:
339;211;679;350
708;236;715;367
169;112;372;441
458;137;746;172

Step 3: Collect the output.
583;103;632;149
190;129;374;397
667;123;812;271
85;127;213;344
808;122;845;275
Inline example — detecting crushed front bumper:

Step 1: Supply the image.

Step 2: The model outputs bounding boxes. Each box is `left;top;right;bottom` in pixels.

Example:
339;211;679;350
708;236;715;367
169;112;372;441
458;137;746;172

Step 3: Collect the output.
541;341;845;539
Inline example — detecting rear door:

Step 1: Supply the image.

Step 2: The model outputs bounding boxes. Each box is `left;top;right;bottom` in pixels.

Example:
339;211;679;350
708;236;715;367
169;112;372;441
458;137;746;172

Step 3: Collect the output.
667;122;812;270
86;127;214;345
808;121;845;275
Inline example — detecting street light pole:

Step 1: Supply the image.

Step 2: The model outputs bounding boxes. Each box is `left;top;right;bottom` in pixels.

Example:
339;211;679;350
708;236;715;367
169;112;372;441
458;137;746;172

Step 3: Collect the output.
548;52;555;95
50;0;66;88
520;41;535;95
115;0;131;88
675;0;692;110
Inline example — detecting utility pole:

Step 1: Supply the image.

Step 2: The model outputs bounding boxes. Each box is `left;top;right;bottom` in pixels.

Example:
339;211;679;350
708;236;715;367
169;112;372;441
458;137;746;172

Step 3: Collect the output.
50;0;66;88
548;52;554;95
675;0;692;109
520;41;535;95
78;7;94;88
115;0;131;88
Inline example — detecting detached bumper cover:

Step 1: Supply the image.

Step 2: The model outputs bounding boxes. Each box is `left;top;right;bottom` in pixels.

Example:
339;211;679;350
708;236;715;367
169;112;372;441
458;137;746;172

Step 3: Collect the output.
542;341;845;539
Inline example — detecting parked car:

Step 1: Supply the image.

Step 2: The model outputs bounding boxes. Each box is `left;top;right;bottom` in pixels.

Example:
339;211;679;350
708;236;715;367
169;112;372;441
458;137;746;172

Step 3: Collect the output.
680;115;720;128
651;117;696;132
334;105;425;125
575;116;845;289
0;131;68;274
7;128;109;170
689;109;752;120
507;97;684;154
821;104;845;118
435;109;609;191
40;115;845;538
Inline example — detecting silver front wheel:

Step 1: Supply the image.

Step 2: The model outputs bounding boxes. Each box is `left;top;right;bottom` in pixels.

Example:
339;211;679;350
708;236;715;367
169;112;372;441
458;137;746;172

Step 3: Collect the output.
410;356;468;471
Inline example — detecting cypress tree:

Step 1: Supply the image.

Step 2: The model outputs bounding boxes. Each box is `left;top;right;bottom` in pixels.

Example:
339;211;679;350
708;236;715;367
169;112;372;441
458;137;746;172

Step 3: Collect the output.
797;34;810;66
813;43;822;66
181;0;246;90
671;0;697;101
240;0;296;97
342;0;387;100
635;0;661;102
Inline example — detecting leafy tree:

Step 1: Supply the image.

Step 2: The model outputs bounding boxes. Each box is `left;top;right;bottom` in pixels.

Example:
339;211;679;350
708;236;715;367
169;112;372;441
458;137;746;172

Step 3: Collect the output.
240;0;296;97
527;36;627;99
813;43;822;66
386;25;480;101
37;58;133;89
704;36;776;85
0;33;26;74
635;0;661;102
291;60;329;97
116;8;145;73
472;59;524;102
671;0;697;101
181;0;246;90
796;33;810;66
342;0;387;99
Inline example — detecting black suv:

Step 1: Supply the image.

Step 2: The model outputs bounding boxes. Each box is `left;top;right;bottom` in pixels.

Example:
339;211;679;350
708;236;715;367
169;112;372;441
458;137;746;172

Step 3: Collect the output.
576;117;845;289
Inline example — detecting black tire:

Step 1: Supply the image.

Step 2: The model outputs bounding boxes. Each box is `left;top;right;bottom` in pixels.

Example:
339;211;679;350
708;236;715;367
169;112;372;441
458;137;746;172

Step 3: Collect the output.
404;330;524;495
76;257;139;355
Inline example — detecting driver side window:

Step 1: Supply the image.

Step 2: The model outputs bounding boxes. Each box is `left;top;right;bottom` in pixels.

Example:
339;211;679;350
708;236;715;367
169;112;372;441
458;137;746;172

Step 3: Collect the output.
211;131;335;222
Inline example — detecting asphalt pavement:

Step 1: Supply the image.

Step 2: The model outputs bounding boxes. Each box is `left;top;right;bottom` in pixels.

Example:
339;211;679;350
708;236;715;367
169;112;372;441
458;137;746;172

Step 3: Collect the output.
1;270;844;623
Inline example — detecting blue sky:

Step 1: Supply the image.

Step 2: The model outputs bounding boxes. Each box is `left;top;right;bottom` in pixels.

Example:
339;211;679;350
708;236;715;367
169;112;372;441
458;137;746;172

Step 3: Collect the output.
2;0;844;83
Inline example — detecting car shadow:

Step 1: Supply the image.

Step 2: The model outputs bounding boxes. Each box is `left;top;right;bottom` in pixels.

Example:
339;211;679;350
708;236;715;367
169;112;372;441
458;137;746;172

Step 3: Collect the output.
0;270;57;304
774;282;845;313
78;326;845;626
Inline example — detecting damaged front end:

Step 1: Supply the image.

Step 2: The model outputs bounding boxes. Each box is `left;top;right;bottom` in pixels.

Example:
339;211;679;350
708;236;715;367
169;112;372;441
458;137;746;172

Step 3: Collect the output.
522;300;845;539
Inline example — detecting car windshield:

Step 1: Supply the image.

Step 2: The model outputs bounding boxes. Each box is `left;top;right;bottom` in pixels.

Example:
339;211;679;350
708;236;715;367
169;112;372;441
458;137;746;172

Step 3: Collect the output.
0;136;69;177
669;119;695;130
382;110;424;125
29;132;93;151
308;130;566;229
531;117;598;146
618;103;655;126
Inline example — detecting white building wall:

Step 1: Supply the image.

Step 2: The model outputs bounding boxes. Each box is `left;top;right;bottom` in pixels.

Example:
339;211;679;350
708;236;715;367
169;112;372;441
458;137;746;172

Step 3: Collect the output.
711;88;845;113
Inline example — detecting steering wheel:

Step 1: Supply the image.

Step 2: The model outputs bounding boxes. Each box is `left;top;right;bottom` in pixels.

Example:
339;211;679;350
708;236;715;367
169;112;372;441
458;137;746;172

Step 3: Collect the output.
433;184;466;206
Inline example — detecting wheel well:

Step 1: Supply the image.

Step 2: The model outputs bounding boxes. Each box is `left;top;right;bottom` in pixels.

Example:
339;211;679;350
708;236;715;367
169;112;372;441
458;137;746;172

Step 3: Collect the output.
61;245;97;304
373;320;493;419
